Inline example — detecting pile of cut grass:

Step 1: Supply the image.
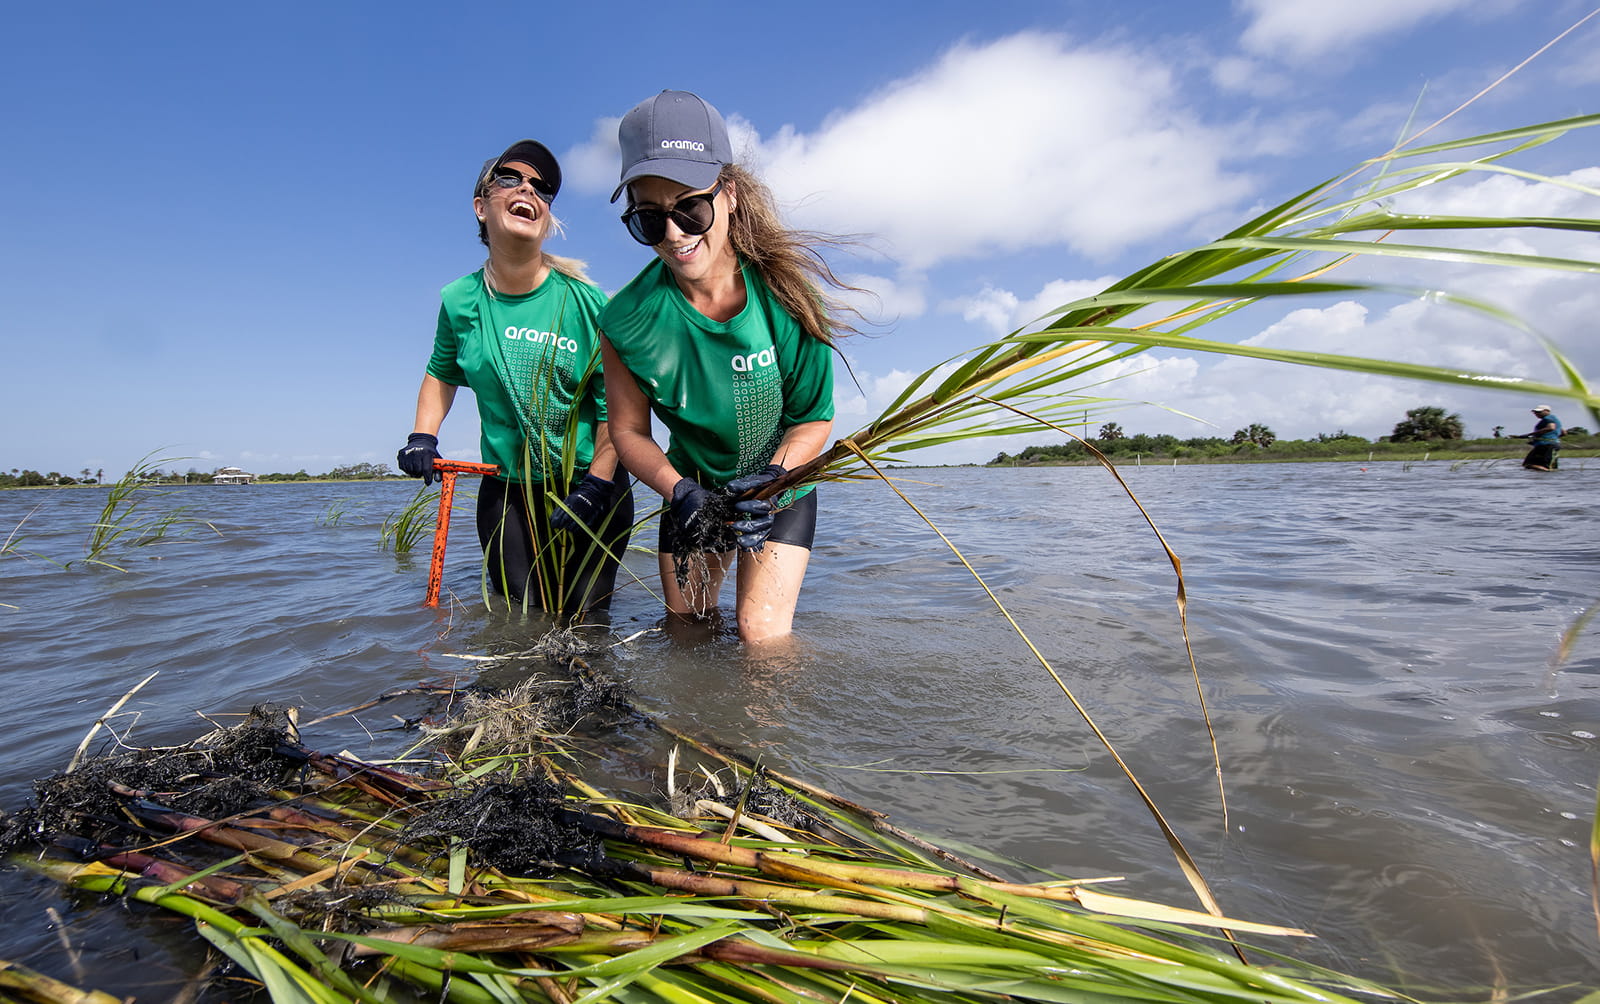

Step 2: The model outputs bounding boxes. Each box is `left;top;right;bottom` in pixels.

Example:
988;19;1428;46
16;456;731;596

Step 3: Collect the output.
0;691;1429;1004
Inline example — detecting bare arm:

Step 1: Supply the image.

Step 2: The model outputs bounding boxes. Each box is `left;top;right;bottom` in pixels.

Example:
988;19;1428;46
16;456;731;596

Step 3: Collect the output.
601;334;680;497
411;374;458;436
587;422;619;482
771;420;833;471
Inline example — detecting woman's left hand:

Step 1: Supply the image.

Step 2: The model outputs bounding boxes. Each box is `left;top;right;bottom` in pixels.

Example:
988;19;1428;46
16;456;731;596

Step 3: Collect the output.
726;464;786;551
552;474;617;533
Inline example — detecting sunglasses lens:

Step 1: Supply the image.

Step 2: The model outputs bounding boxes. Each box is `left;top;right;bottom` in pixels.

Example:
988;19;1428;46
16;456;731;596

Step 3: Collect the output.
492;173;520;189
624;210;666;246
673;195;716;235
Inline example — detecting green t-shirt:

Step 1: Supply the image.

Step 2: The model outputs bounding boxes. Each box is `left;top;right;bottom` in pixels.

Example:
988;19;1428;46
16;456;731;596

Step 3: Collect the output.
427;268;608;484
599;259;835;490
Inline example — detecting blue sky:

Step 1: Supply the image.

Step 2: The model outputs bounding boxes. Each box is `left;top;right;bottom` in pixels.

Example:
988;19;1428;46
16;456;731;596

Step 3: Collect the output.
4;0;1598;477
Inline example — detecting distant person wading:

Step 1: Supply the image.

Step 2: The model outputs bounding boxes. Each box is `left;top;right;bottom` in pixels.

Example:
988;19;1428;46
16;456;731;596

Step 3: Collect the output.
1520;404;1563;472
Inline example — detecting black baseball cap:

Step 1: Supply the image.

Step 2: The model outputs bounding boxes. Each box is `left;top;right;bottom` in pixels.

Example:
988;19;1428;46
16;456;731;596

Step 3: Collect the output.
475;139;562;201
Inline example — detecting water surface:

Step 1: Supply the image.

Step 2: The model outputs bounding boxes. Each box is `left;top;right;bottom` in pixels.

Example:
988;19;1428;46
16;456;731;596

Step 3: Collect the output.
1;460;1596;997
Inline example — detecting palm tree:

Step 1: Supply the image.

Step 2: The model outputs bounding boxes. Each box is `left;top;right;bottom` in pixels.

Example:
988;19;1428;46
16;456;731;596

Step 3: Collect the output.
1390;406;1464;442
1231;423;1276;447
1097;422;1125;440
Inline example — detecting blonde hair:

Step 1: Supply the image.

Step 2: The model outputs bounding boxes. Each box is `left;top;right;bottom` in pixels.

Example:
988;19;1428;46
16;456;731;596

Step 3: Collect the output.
721;164;864;345
545;252;591;283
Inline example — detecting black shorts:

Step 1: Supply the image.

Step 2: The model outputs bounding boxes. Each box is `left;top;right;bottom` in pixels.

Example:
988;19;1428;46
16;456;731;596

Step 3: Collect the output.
659;487;817;553
476;471;634;613
1524;443;1560;469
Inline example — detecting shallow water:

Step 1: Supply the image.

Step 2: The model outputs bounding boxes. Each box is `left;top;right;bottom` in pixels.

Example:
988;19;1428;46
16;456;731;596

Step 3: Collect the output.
1;460;1596;997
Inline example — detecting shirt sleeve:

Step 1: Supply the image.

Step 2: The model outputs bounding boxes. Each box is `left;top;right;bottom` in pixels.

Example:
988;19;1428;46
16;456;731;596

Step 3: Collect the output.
780;326;836;426
424;302;467;386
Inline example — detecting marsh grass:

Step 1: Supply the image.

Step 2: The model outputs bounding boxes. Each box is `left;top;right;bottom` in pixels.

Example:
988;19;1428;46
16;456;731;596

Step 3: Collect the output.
381;483;440;555
82;453;217;570
316;497;369;527
6;697;1438;1004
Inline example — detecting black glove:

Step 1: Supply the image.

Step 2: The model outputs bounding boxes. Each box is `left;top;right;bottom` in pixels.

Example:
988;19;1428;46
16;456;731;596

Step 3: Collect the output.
670;478;713;532
726;464;786;552
397;432;441;486
551;473;615;534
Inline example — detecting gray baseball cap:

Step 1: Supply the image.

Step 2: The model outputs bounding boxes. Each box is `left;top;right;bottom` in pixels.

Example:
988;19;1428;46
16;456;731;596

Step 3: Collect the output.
610;90;732;203
475;139;561;201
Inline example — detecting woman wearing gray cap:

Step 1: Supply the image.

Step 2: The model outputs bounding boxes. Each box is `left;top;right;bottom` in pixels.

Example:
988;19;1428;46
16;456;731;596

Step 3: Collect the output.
599;90;860;645
397;140;633;616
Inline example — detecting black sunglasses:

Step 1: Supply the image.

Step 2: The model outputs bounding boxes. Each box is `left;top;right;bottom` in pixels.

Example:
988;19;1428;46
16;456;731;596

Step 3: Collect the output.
621;181;724;246
487;168;556;203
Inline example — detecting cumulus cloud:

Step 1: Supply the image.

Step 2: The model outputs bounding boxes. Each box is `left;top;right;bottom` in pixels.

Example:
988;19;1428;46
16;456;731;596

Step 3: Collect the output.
747;33;1252;270
944;276;1119;336
1234;0;1503;61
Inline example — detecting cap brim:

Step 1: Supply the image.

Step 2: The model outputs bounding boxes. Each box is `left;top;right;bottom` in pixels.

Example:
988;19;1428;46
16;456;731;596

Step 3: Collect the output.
609;158;723;203
483;140;562;200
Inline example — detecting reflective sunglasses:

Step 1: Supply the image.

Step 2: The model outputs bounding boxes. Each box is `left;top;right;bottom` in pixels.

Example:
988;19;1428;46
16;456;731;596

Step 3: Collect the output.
487;168;556;203
621;181;724;246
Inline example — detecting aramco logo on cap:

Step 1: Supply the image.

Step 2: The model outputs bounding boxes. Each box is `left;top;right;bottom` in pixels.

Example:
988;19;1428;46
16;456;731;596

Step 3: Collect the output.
661;139;707;151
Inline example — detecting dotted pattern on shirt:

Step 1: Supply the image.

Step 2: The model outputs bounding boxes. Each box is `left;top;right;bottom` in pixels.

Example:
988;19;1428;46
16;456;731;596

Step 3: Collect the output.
733;364;784;481
498;327;575;483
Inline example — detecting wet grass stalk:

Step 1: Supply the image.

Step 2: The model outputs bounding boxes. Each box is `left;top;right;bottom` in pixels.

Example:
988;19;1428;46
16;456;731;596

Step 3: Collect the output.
83;452;215;569
380;483;439;555
7;706;1428;1004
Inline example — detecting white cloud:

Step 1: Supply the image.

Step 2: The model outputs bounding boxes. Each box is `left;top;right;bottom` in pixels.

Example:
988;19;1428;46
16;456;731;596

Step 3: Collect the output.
943;275;1118;336
562;117;624;197
749;33;1251;270
837;272;928;326
1234;0;1500;61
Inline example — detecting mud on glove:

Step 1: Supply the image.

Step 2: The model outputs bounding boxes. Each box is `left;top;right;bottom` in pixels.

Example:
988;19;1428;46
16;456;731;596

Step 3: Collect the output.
726;464;786;552
552;473;616;534
397;433;441;486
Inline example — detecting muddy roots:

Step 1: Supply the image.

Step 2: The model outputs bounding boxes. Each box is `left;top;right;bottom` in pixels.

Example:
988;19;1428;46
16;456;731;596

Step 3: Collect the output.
398;777;601;874
6;706;303;854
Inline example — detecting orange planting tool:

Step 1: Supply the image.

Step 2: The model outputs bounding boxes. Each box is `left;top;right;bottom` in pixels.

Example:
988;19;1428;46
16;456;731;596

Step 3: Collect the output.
425;459;499;607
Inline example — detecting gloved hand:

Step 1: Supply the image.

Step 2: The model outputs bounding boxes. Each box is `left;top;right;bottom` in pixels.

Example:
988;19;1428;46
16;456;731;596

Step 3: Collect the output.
670;478;713;533
397;432;441;486
551;473;615;534
726;464;786;552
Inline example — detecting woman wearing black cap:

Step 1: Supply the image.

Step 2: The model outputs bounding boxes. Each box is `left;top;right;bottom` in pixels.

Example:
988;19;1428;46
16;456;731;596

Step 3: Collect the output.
598;91;860;645
397;140;633;616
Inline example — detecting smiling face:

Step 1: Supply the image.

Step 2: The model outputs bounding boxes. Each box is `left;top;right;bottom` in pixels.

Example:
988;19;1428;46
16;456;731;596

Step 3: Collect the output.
627;175;737;285
474;160;551;249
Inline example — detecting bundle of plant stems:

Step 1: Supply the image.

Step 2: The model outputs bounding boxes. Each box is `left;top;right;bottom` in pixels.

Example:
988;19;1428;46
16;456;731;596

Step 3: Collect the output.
4;690;1426;1004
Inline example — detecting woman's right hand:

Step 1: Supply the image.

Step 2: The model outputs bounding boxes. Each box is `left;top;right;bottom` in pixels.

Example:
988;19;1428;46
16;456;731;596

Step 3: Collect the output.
670;478;713;530
398;433;442;485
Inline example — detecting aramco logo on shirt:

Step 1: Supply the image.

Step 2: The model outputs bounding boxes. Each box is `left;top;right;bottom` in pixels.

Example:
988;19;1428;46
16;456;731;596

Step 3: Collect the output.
731;347;777;373
503;327;579;353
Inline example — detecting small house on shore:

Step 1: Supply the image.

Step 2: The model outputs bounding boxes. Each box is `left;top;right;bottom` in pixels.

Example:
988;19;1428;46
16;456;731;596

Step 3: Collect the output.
214;467;255;485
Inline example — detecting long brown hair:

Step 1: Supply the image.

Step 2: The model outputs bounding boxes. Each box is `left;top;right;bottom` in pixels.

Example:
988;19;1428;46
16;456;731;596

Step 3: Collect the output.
721;164;865;345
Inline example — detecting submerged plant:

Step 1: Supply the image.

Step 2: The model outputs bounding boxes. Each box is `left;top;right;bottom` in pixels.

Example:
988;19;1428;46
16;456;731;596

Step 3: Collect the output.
82;452;216;570
316;496;369;527
381;483;439;555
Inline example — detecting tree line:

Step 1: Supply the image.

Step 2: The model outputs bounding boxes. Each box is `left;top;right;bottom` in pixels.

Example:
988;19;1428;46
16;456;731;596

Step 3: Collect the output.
990;406;1593;465
0;461;398;489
